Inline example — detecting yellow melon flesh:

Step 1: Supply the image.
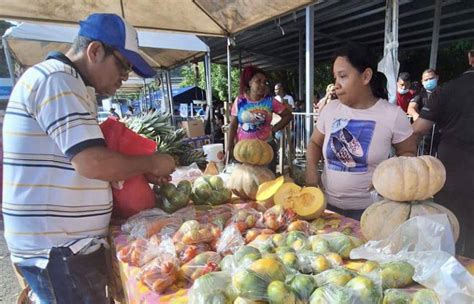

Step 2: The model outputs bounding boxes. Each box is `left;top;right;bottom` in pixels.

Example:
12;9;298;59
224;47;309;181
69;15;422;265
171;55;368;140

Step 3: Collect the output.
273;183;302;208
292;187;326;220
256;176;285;201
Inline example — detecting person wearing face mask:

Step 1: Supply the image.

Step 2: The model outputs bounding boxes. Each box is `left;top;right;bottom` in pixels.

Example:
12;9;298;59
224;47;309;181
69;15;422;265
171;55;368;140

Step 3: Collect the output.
408;69;439;121
395;72;416;113
408;69;441;155
226;66;293;171
412;61;474;258
305;43;417;220
2;14;176;303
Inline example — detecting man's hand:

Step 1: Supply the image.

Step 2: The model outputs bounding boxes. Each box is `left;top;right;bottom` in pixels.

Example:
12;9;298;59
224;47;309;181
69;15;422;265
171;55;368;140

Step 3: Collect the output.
145;174;172;186
148;153;176;177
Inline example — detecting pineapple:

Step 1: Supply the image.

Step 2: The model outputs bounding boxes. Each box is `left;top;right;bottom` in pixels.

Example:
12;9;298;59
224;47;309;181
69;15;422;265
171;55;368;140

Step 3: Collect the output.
122;112;207;168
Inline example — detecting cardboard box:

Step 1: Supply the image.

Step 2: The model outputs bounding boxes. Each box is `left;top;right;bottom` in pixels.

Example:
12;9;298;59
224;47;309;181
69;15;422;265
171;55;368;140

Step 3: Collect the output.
182;119;205;138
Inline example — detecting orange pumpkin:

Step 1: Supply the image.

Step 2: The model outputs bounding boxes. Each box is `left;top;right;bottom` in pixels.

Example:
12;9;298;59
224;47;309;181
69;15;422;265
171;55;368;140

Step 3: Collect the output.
233;139;274;166
372;156;446;202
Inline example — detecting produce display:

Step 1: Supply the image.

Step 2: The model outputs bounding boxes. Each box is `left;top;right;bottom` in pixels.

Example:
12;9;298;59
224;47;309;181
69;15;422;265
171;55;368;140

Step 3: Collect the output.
361;199;460;241
111;152;470;303
190;175;232;206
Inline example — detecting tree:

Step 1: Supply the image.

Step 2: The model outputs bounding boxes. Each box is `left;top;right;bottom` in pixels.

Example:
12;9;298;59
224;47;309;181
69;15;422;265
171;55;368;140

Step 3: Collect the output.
180;62;240;102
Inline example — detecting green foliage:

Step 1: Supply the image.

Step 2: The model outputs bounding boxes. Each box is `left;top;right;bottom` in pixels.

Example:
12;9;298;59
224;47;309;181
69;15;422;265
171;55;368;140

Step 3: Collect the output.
314;61;334;96
399;40;474;83
180;63;240;102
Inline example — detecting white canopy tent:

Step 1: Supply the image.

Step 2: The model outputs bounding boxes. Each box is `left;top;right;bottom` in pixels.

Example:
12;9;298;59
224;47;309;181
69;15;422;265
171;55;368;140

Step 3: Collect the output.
0;0;315;36
2;22;209;71
2;22;210;116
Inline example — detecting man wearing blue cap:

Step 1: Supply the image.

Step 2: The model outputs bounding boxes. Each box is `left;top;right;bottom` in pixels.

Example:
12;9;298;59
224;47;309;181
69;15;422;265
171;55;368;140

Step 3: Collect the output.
3;14;175;303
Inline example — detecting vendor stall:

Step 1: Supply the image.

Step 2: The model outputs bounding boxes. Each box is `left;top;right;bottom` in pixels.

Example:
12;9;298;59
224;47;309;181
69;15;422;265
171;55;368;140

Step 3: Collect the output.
108;156;474;304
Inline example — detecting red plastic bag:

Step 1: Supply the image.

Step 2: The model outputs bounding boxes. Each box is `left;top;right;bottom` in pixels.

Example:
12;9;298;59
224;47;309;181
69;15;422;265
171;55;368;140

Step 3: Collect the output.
100;118;157;218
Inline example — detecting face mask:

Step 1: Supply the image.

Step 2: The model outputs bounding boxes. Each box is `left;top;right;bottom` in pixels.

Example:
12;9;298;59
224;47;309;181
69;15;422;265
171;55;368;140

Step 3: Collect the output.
398;88;409;95
423;78;438;91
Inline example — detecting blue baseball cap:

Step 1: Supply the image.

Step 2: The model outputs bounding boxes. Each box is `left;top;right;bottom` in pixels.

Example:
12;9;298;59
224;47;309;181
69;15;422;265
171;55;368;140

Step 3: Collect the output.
79;13;156;78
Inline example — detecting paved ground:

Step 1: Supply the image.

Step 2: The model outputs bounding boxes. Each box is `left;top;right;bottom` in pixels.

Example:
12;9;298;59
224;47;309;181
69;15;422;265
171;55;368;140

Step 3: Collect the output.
0;219;22;304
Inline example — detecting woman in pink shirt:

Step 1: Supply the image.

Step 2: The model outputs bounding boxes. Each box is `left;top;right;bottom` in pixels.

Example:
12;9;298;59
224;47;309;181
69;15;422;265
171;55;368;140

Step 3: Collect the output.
226;66;293;171
305;44;417;220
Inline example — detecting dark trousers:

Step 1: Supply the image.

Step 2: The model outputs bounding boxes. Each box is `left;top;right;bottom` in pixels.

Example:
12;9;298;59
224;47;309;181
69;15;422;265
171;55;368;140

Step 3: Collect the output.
326;204;364;222
16;246;108;304
436;142;474;258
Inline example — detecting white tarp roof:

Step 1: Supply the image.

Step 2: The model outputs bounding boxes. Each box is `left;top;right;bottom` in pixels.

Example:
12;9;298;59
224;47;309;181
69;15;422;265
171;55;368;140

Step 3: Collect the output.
3;22;209;69
0;0;315;36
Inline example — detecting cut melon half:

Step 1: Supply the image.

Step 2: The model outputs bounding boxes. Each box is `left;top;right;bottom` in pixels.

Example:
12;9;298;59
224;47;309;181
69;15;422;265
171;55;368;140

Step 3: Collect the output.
292;187;326;220
256;176;285;201
273;183;302;208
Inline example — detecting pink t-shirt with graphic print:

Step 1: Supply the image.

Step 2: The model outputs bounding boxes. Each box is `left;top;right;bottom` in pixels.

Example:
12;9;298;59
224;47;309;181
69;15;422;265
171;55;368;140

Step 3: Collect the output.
316;99;413;210
231;95;286;141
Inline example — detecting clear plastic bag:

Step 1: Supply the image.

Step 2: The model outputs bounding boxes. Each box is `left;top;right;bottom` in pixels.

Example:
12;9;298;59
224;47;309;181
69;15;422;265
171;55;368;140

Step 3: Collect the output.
172;220;221;245
309;284;360;304
215;224;245;256
188;271;237;304
220;245;263;276
231;259;293;302
137;237;180;293
180;251;222;282
116;235;161;267
295;250;332;274
195;204;234;230
383;288;413;304
287;219;315;235
244;228;275;244
350;214;474;303
286;273;318;302
227;207;263;233
309;232;361;259
262;204;297;231
314;268;356;287
170;163;203;184
121;206;195;238
175;242;212;264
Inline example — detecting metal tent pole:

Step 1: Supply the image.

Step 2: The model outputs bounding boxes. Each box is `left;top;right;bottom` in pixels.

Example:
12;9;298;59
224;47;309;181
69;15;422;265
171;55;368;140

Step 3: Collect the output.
159;71;166;113
298;29;304;101
205;53;214;136
429;0;442;69
305;5;315;149
2;37;16;85
224;37;232;153
165;70;175;126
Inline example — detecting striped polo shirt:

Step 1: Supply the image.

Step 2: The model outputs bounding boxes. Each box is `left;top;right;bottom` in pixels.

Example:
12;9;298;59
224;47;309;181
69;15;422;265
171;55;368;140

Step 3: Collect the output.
2;53;113;268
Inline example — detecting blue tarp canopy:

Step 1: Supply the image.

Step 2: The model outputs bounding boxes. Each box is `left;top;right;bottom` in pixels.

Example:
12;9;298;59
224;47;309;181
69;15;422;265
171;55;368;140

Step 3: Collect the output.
151;86;207;104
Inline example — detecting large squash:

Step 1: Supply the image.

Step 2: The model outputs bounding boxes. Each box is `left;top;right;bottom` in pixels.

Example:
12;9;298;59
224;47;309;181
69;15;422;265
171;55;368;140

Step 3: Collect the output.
227;164;275;200
372;156;446;202
233;139;274;166
273;183;326;220
360;199;459;241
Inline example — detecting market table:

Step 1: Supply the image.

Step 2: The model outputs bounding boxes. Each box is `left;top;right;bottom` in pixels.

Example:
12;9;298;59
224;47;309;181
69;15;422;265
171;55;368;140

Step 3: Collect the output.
108;205;474;304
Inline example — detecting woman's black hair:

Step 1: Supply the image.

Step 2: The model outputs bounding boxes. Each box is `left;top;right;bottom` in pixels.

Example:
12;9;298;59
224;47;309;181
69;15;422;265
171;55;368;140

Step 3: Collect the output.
332;43;388;100
239;66;267;95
